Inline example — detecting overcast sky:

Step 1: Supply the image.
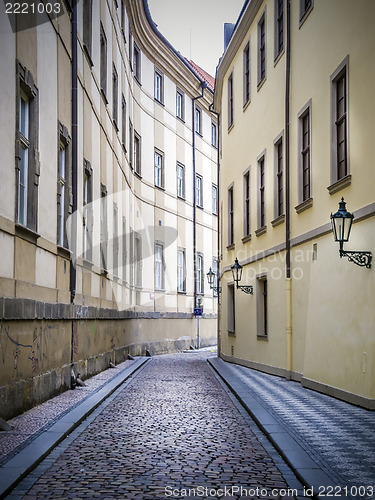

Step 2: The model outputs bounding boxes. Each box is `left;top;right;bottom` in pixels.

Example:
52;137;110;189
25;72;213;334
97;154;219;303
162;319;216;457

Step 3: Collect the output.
148;0;245;77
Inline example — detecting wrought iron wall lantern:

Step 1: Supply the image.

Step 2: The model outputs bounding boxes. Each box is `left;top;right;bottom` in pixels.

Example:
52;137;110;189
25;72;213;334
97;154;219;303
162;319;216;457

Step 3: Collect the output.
206;267;221;294
330;197;372;269
231;258;253;294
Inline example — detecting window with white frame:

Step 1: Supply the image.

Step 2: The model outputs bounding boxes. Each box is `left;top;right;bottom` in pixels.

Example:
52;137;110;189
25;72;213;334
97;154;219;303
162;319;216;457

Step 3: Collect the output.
154;149;163;188
155;243;163;290
133;43;141;82
228;284;235;333
154;69;164;103
100;184;108;271
176;88;184;120
113;203;119;277
228;73;234;128
244;170;250;237
211;121;217;147
258;12;266;85
331;58;349;185
57;143;66;246
100;23;107;98
243;42;250;106
197;253;204;295
177;163;185;198
83;159;93;260
228;185;234;245
112;63;118;128
275;0;284;60
134;233;142;287
196;174;203;208
18;92;29;227
134;131;141;176
177;248;186;292
212;184;218;215
195;106;202;135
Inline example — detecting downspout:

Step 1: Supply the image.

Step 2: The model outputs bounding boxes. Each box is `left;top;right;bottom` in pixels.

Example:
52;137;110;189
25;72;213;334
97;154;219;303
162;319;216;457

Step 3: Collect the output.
192;82;208;309
209;102;221;357
70;0;78;384
285;0;292;378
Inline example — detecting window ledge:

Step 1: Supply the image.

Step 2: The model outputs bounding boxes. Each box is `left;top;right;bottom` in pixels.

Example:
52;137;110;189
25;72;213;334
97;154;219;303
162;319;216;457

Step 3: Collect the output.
255;225;267;237
242;234;252;244
197;204;204;210
257;77;267;92
101;89;108;105
155;184;165;191
15;223;40;244
226;243;235;251
83;45;94;67
257;334;268;341
195;131;203;138
57;245;71;260
243;99;251;112
271;214;285;227
227;123;234;134
154;98;164;107
100;268;108;277
134;171;142;179
299;4;314;28
176;116;185;124
295;197;313;214
82;258;93;270
113;119;119;132
228;330;236;337
274;48;285;67
327;175;352;195
177;290;186;295
113;276;120;283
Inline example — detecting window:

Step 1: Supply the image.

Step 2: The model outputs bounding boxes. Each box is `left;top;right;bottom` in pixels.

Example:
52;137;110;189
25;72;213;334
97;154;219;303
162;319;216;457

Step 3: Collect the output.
228;284;235;333
212;184;218;215
228;185;234;246
134;233;142;287
177;163;185;199
258;13;266;85
120;0;126;39
296;101;312;209
113;203;119;277
330;58;349;187
129;120;133;167
176;89;184;120
121;94;126;150
212;259;219;297
196;174;203;208
299;0;313;25
195;106;202;135
257;276;268;337
197;253;204;295
275;0;284;59
112;64;118;128
276;138;284;217
134;132;141;176
129;229;134;285
177;248;186;292
155;243;164;290
243;42;250;106
83;158;93;260
57;144;66;246
211;121;217;148
83;0;93;63
258;156;265;228
100;23;107;99
122;217;126;282
244;170;250;237
16;61;39;231
228;73;234;128
154;149;163;188
133;43;141;82
154;69;164;103
100;184;108;271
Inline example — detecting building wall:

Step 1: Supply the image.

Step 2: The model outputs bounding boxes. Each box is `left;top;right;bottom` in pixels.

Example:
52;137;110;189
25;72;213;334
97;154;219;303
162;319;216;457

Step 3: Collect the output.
0;0;218;419
215;0;375;408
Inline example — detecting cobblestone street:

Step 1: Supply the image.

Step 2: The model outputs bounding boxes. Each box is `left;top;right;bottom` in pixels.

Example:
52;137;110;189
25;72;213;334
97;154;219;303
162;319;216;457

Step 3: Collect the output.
14;353;297;499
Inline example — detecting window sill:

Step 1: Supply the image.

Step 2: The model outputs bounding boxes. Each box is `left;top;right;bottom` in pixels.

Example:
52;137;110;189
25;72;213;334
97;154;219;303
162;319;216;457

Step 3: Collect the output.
242;234;252;244
177;290;186;295
227;123;234;134
101;88;108;105
243;99;251;112
228;330;236;337
295;197;313;214
134;76;142;86
177;195;186;201
83;44;94;68
155;184;165;191
226;243;235;251
255;225;267;237
196;204;204;210
176;116;185;124
271;214;285;227
100;268;108;277
134;170;142;179
82;258;93;270
257;334;268;341
195;131;203;138
154;98;164;106
15;223;39;245
299;4;314;28
327;174;352;195
113;119;119;132
257;77;267;92
57;245;72;260
274;48;285;67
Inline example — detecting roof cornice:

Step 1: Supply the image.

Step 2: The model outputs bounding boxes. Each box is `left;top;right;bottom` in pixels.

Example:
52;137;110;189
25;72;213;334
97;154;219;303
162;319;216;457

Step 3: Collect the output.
213;0;263;112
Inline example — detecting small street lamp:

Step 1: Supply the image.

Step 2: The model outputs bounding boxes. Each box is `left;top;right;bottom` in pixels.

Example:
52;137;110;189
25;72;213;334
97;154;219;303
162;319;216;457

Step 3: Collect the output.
231;258;253;294
330;197;372;269
206;267;221;294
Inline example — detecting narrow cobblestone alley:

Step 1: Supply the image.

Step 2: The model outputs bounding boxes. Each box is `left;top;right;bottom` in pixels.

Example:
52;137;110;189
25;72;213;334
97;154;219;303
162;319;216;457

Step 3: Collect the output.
15;353;297;499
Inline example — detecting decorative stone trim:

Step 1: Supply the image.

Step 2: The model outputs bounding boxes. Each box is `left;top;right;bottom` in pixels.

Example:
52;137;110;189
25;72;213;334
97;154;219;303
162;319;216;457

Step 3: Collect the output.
295;197;313;214
327;174;352;195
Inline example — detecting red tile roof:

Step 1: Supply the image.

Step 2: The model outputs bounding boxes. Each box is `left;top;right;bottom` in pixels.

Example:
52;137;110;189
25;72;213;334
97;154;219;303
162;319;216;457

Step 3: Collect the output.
184;58;215;92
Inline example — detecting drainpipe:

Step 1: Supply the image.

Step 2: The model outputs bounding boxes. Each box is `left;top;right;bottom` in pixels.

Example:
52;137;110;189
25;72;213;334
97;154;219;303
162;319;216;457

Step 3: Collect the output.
192;82;208;309
209;102;221;357
70;0;78;378
285;0;292;378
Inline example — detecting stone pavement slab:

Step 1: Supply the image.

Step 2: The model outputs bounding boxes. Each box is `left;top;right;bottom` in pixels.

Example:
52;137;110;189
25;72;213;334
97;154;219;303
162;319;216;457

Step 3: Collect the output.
0;357;149;499
208;357;375;499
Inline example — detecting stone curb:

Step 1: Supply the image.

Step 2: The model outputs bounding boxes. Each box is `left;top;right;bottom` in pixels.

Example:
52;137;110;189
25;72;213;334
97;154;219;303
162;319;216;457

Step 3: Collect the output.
208;357;348;500
0;357;150;499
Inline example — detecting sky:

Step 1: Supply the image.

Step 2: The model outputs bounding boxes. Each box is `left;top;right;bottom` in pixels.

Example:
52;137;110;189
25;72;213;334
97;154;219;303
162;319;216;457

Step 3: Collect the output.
148;0;245;77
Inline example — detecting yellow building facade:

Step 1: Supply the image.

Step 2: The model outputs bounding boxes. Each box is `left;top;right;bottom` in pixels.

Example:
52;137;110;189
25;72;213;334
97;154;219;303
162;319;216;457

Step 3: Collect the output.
0;0;218;419
214;0;375;408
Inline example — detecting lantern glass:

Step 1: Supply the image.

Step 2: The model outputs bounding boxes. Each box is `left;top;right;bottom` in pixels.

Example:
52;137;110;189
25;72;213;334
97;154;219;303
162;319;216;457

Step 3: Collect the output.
330;197;354;243
206;267;215;287
231;258;243;284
